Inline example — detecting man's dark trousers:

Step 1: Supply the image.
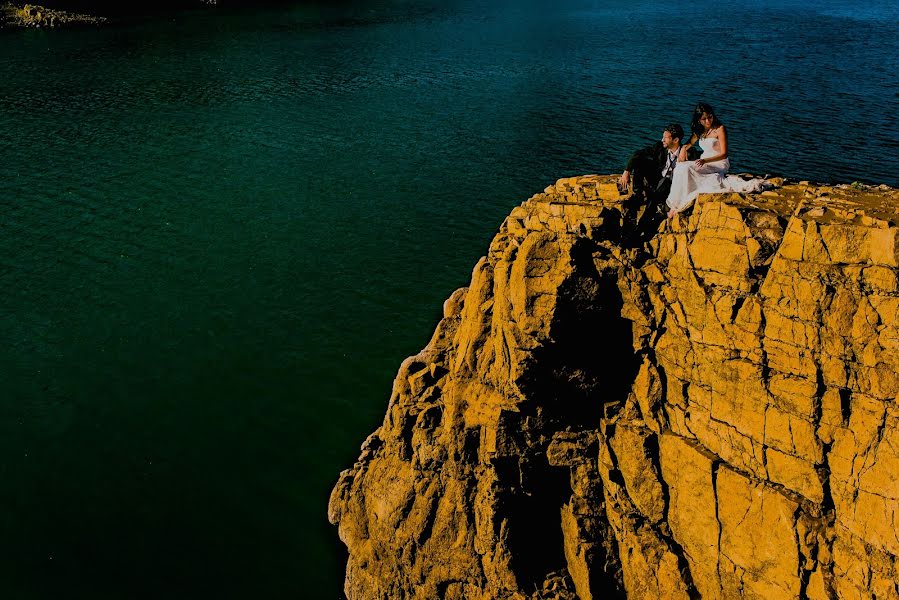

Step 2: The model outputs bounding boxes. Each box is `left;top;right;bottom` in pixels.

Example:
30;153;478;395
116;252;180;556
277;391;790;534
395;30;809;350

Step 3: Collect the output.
625;141;698;239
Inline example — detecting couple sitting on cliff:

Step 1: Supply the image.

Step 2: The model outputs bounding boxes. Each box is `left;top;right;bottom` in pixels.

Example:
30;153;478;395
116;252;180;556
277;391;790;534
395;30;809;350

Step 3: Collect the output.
618;102;769;232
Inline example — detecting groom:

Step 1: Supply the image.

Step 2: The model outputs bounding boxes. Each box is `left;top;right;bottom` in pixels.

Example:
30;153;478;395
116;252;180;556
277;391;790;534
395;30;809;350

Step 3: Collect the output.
618;123;696;204
618;123;697;239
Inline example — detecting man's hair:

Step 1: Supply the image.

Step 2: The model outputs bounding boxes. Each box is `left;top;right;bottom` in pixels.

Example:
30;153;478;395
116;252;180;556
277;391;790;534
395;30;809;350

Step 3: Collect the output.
664;123;684;142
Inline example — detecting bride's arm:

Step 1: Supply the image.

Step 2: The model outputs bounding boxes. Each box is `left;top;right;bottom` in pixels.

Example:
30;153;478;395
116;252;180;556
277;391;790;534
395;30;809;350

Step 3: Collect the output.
678;133;698;161
696;126;729;165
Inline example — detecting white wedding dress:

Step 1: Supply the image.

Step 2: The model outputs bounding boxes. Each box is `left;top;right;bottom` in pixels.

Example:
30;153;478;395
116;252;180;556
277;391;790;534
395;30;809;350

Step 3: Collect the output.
665;136;768;214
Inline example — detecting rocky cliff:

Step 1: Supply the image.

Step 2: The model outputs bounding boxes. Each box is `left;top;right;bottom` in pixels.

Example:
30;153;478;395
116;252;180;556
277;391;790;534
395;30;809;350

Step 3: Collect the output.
329;175;899;599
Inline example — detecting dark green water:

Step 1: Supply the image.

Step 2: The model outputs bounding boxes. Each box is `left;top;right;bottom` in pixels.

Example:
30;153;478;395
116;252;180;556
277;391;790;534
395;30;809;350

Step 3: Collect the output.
1;0;897;597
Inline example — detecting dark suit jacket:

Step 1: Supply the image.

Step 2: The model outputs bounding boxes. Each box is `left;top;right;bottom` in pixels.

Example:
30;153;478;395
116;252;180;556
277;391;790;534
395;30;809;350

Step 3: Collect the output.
625;141;700;189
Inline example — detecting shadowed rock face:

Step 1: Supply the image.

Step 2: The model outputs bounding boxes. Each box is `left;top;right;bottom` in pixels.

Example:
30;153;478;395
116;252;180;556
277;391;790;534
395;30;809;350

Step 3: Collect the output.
329;176;899;599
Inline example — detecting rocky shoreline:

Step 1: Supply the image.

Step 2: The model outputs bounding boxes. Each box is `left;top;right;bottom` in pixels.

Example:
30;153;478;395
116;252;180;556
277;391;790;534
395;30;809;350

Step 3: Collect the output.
330;176;899;599
1;2;106;27
0;0;223;28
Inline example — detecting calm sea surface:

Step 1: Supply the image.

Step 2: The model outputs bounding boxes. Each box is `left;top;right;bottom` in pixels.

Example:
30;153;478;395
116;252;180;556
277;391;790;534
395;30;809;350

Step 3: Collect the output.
1;0;897;597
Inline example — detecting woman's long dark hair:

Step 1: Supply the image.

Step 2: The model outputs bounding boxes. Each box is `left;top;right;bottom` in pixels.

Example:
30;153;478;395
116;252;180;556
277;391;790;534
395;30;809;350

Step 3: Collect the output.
691;103;723;137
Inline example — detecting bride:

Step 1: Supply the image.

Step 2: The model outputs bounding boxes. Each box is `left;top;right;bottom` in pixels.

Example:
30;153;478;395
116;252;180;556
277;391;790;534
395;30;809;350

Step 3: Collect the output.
666;103;766;218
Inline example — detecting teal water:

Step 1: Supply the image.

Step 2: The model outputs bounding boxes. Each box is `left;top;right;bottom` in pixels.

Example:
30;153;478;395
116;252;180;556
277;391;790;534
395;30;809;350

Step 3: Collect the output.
1;1;897;597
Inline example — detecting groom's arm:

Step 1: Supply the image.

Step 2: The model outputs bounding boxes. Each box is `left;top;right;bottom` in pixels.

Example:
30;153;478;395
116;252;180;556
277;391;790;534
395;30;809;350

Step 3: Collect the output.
621;141;661;190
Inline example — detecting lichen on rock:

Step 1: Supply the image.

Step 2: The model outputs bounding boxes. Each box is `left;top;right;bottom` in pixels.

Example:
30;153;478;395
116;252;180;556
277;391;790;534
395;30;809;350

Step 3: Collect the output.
330;175;899;599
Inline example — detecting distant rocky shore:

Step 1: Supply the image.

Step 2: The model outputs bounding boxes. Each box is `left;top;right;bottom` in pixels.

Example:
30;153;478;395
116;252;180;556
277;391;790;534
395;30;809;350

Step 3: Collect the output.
0;3;108;27
0;0;220;28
